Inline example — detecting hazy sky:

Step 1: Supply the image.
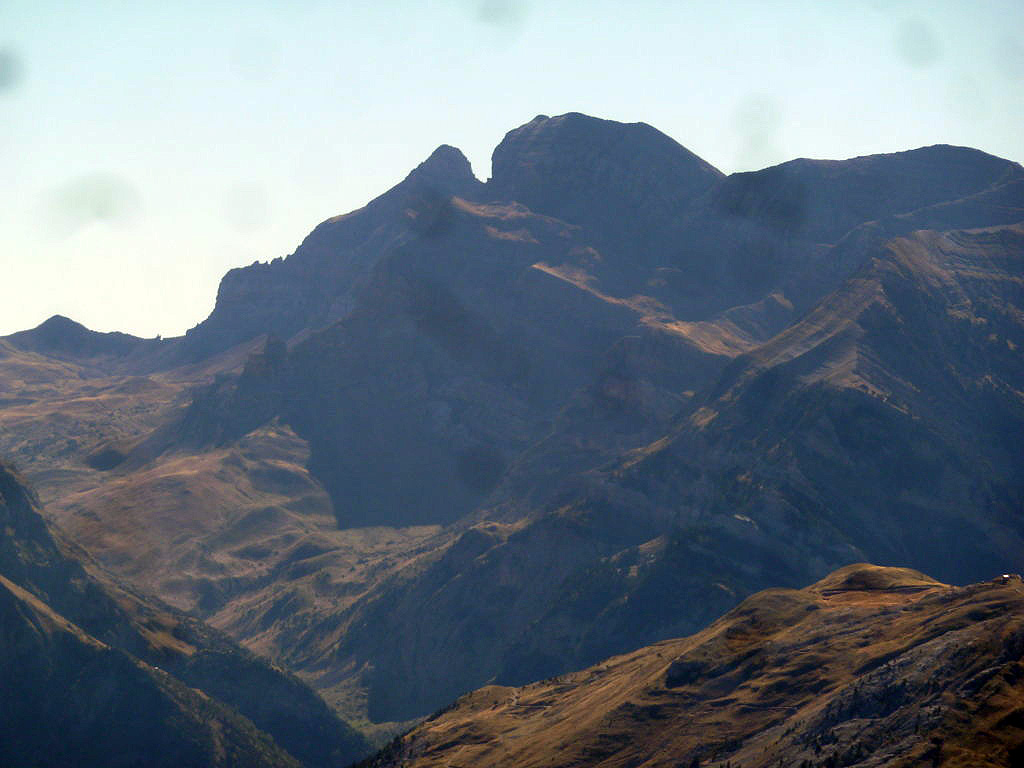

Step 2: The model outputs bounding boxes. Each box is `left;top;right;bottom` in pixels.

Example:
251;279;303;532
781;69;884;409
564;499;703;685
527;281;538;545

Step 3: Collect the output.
2;0;1022;337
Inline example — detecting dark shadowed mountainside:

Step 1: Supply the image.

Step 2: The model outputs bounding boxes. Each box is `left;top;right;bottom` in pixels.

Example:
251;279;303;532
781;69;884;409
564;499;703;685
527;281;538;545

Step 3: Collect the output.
486;112;723;288
0;461;369;767
333;219;1024;720
179;144;484;360
5;313;164;363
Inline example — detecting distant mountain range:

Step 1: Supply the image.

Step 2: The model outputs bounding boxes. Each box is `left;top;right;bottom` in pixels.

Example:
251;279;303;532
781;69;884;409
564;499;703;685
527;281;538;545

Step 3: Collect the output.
1;112;1021;758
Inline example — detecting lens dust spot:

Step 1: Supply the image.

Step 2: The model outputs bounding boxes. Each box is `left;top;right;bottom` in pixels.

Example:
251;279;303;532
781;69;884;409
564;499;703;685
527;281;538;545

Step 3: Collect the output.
0;48;23;94
732;94;784;171
894;17;942;68
222;182;271;232
231;35;281;82
43;174;141;237
475;0;527;27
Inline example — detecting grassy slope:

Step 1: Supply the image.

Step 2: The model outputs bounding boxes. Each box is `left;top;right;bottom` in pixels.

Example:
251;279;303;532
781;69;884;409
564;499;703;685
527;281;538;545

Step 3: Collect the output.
366;564;1024;768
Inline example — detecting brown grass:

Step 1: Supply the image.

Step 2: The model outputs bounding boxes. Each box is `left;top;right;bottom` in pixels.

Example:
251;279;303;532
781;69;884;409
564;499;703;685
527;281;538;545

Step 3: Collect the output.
379;566;1024;768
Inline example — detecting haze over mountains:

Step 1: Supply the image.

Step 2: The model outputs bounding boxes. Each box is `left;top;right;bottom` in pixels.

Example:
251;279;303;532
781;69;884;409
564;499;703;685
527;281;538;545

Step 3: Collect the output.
1;112;1022;763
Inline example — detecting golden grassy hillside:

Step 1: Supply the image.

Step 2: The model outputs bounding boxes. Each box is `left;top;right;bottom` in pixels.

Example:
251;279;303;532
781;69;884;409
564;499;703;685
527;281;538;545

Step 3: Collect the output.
366;564;1024;768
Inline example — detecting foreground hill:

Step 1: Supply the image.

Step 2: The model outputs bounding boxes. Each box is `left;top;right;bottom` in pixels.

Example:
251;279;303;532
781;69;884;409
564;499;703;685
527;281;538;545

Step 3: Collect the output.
0;461;369;767
0;574;302;768
362;564;1024;768
0;113;1021;729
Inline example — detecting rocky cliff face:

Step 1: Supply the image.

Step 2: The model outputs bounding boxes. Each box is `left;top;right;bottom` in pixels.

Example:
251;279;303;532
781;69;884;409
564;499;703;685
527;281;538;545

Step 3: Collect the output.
487;113;723;286
181;145;484;360
612;223;1024;586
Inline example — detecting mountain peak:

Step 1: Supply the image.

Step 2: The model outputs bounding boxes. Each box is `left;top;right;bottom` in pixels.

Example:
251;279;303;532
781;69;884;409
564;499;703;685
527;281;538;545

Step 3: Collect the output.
489;112;722;187
4;314;151;358
705;141;1023;243
809;564;946;594
404;143;480;193
15;314;93;348
37;313;87;333
485;112;723;266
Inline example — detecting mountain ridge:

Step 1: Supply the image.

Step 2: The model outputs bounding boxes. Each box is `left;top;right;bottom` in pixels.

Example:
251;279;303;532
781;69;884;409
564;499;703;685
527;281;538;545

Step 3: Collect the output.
0;459;370;766
0;111;1021;735
360;564;1024;768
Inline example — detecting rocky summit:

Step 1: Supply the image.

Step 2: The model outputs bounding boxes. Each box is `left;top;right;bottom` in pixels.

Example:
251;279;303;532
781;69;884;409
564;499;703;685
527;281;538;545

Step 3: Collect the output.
1;112;1022;756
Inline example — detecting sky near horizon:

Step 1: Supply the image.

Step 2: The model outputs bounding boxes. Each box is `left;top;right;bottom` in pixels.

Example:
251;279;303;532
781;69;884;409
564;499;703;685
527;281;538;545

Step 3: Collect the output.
2;0;1022;338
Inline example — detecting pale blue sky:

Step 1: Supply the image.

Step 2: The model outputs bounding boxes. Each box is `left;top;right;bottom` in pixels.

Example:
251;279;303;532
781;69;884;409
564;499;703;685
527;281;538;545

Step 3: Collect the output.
2;0;1022;337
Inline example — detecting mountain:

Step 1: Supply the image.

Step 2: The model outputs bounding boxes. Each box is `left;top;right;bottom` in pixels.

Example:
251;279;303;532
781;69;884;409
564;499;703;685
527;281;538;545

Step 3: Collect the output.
180;144;484;360
360;565;1024;768
486;112;723;286
0;572;307;768
299;220;1024;721
617;224;1024;583
4;314;161;361
0;113;1021;732
0;460;369;766
665;144;1024;322
697;144;1021;244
